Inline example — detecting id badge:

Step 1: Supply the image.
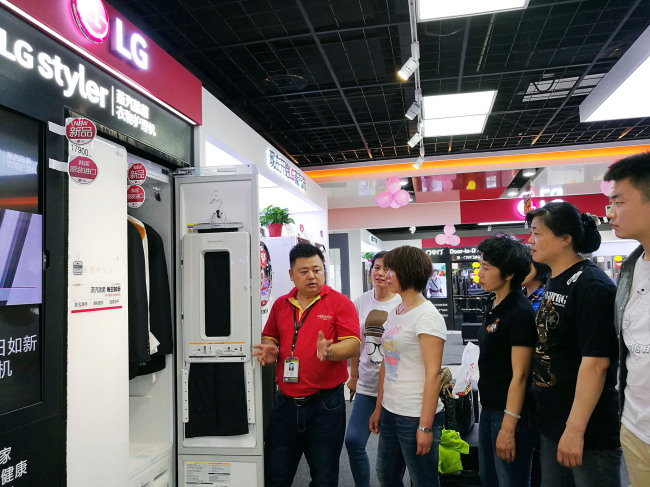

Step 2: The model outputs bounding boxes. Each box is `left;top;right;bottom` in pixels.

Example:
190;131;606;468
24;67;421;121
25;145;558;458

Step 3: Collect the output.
283;357;299;383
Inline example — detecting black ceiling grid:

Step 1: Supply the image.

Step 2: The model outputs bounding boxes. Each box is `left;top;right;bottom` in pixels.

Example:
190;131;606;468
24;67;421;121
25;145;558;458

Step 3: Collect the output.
106;0;650;167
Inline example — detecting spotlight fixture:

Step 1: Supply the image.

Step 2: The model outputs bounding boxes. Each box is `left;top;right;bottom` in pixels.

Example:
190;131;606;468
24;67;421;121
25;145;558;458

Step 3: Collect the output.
407;132;423;148
398;57;419;81
409;226;416;234
405;101;421;120
413;155;424;169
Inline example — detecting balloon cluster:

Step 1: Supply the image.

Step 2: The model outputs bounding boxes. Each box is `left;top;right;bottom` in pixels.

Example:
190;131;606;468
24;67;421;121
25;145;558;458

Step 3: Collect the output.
376;177;411;208
435;224;461;246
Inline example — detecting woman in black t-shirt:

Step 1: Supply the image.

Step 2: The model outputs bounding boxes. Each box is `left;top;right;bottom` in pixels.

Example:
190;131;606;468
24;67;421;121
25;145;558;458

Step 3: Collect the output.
476;236;537;487
526;202;621;487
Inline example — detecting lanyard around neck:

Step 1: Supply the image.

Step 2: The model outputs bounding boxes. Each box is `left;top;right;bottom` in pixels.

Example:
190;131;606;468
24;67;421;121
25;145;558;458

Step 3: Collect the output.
291;304;314;356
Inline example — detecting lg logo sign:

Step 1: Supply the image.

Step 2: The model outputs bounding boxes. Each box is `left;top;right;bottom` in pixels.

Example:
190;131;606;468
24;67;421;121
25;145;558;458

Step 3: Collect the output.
72;0;149;70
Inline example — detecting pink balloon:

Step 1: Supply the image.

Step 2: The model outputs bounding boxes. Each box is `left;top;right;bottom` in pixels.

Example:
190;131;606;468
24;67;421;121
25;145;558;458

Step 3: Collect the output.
376;191;392;208
386;177;401;194
443;224;456;236
393;189;410;206
390;199;401;208
442;180;453;191
448;235;461;246
600;180;613;196
435;234;447;245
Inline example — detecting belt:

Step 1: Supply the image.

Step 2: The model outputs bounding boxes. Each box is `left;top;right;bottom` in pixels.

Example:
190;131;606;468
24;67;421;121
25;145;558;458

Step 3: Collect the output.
280;384;343;406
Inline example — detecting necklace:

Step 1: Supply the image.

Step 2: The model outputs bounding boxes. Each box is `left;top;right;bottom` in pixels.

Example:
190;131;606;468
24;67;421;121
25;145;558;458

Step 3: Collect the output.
396;296;421;315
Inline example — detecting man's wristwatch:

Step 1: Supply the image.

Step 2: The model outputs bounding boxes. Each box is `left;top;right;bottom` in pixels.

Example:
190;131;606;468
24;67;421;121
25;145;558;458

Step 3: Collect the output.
417;426;433;433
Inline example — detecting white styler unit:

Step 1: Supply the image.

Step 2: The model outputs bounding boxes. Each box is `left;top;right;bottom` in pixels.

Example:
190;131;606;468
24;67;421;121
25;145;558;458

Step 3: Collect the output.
182;231;252;362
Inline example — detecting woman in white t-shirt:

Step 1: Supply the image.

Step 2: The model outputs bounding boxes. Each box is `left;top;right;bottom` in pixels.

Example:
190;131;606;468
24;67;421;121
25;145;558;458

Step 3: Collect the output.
345;251;402;487
369;246;447;487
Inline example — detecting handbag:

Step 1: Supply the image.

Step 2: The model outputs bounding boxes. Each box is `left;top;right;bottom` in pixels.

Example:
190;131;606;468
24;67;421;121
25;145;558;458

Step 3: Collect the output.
440;382;474;435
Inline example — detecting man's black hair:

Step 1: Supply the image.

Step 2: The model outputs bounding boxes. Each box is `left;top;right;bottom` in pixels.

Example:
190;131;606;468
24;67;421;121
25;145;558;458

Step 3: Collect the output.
290;243;325;268
604;152;650;201
477;235;531;290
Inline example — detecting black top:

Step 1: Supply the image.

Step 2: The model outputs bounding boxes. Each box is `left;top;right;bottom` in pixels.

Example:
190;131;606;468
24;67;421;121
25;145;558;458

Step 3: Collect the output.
478;290;536;410
534;260;620;450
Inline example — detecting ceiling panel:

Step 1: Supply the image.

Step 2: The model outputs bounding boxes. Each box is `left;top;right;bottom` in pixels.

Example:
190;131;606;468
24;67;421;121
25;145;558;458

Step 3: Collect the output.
106;0;650;167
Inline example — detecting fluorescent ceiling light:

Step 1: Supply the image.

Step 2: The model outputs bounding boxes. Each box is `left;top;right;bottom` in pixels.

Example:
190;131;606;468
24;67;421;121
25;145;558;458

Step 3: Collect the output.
421;91;497;137
422;91;497;119
580;25;650;122
478;221;523;226
417;0;529;22
423;115;488;137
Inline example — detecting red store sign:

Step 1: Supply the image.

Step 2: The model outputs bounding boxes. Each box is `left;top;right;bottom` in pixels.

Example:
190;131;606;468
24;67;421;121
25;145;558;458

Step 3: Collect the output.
2;0;202;124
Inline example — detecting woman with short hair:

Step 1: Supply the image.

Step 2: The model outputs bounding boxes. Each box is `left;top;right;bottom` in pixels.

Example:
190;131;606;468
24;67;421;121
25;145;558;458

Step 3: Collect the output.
476;235;537;487
369;246;447;487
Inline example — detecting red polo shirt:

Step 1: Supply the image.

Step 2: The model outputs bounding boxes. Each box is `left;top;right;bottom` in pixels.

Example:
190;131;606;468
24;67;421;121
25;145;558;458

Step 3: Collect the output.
262;284;360;397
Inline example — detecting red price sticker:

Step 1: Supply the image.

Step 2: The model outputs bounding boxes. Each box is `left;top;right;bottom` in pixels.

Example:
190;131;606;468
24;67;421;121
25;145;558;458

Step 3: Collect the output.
127;185;145;208
66;118;97;145
128;163;147;185
68;156;98;184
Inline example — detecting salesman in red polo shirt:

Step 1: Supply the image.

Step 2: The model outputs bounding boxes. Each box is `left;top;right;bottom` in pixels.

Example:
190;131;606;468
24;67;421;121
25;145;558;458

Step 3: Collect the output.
254;243;360;487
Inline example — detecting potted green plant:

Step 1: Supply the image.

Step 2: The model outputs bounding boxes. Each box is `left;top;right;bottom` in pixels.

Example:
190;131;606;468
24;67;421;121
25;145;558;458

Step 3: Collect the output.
260;205;294;237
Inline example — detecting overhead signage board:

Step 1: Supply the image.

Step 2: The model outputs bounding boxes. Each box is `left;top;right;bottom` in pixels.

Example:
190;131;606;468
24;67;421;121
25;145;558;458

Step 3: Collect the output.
1;0;202;124
0;8;191;165
267;149;306;191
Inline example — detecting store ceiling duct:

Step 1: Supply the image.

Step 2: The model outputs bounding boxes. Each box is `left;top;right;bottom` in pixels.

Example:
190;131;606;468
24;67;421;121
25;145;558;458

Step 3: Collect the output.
417;0;529;22
579;25;650;122
422;91;497;137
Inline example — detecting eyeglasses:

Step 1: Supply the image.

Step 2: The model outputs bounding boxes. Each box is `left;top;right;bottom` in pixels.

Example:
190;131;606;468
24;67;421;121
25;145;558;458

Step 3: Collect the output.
366;342;384;356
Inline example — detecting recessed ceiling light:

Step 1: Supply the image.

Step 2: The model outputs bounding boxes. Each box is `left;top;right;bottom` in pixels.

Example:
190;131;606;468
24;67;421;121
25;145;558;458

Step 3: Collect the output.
417;0;529;22
423;115;489;137
507;189;519;197
522;169;536;177
580;25;650;122
422;91;497;119
421;91;497;137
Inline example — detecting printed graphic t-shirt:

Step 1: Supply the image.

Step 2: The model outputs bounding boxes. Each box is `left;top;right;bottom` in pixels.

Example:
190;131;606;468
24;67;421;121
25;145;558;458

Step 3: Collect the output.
381;300;447;418
622;254;650;443
534;260;619;449
354;290;402;397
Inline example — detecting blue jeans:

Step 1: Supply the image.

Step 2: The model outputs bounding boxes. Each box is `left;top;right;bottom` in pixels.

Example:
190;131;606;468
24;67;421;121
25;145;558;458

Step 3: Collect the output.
376;407;445;487
539;434;622;487
344;392;377;487
264;385;346;487
478;407;537;487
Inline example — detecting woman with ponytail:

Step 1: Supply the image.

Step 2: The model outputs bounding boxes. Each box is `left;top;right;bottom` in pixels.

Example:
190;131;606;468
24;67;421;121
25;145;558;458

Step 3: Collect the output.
526;202;621;487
